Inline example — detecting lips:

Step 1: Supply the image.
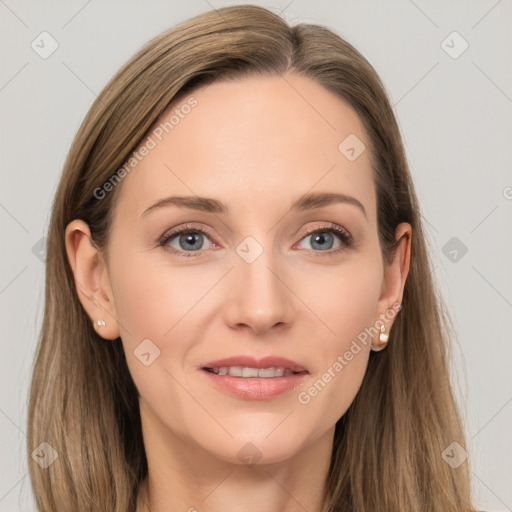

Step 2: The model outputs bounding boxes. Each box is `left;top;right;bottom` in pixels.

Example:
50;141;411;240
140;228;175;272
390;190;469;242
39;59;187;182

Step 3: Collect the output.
200;355;309;400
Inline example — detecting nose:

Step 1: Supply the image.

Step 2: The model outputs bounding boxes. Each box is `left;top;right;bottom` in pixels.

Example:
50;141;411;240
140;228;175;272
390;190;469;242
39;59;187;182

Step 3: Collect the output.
222;250;295;337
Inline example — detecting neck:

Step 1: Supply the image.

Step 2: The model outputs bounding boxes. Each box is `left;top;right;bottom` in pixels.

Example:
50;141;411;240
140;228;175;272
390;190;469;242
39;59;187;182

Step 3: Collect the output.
136;404;334;512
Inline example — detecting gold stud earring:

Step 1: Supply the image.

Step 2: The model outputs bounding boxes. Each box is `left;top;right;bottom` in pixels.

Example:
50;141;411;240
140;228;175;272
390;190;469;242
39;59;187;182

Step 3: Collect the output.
371;324;389;352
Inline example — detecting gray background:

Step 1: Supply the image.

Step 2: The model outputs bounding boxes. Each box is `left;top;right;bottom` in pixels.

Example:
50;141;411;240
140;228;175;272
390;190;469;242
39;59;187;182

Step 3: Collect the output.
1;0;511;510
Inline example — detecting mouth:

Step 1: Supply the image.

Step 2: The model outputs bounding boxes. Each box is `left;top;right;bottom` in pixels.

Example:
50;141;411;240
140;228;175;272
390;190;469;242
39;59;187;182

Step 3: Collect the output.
200;356;309;400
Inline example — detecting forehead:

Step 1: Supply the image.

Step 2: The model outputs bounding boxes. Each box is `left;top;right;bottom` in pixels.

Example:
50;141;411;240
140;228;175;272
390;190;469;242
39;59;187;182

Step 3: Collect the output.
114;72;376;224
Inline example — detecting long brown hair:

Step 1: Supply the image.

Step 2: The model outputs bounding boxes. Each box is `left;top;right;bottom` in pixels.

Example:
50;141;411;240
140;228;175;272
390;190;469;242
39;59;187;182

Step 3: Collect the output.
27;5;475;511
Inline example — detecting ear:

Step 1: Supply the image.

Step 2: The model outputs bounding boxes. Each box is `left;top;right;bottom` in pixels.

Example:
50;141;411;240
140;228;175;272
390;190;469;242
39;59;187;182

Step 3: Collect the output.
64;219;120;340
375;222;412;327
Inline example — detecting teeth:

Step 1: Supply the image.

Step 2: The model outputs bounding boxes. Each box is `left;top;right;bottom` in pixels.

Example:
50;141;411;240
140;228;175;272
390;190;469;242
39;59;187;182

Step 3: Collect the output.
228;366;243;377
258;367;276;378
242;367;259;377
209;366;298;378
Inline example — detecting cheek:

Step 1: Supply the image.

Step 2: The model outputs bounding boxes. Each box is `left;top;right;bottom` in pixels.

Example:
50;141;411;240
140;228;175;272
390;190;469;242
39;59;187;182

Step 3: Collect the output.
292;257;381;425
293;254;382;352
108;249;227;394
109;249;212;341
108;250;207;420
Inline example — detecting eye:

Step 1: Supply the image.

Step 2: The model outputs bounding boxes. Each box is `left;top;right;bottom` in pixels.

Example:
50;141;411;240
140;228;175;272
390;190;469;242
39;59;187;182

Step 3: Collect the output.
159;224;215;257
295;224;353;253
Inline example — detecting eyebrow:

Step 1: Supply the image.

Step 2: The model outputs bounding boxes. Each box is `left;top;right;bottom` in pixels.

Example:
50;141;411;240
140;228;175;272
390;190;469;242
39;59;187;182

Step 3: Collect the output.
141;191;367;219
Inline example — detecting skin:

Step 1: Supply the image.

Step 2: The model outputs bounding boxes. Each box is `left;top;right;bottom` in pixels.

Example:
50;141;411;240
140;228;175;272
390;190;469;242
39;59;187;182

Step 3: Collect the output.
65;72;411;512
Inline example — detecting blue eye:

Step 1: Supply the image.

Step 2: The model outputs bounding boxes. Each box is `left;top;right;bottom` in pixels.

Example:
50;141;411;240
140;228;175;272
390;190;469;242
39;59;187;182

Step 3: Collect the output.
299;230;341;251
295;225;353;253
161;227;214;255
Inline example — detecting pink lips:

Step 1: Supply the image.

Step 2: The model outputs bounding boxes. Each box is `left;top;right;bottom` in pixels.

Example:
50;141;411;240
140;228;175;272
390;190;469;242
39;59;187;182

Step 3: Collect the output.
200;355;309;401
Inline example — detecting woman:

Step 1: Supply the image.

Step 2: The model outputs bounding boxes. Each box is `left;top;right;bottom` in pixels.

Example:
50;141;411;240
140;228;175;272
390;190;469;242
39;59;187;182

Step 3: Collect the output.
27;4;476;511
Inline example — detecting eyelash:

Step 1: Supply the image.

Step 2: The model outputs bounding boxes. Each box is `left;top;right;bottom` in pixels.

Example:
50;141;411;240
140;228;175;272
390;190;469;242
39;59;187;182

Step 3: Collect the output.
158;223;353;258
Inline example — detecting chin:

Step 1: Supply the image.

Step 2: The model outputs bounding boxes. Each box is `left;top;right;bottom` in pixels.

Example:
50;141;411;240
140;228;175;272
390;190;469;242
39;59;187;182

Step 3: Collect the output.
204;431;308;467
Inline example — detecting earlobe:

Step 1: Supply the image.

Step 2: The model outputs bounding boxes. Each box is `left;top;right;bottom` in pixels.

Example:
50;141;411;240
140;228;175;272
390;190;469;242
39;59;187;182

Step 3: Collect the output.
64;220;120;340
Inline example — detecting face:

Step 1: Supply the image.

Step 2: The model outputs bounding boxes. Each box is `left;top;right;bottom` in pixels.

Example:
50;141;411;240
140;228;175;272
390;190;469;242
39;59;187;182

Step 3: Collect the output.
73;72;409;466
